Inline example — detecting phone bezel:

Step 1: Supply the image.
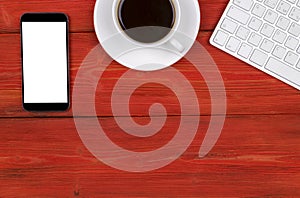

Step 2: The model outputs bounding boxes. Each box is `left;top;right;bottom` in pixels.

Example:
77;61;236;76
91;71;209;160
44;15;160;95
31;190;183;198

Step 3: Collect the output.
21;13;70;112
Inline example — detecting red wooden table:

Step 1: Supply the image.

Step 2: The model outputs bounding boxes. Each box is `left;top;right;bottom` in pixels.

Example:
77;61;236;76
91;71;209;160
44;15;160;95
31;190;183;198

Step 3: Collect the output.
0;0;300;197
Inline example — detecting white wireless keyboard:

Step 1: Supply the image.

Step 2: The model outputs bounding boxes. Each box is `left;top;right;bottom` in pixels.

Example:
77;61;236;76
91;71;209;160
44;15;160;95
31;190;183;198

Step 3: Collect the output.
210;0;300;90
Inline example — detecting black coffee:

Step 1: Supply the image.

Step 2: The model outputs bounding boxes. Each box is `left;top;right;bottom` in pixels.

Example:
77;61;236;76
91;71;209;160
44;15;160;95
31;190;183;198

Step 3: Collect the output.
118;0;175;43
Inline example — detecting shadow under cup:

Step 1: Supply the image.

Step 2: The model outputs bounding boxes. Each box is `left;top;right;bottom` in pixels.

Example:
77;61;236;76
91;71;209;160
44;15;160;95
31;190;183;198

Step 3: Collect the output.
117;0;176;44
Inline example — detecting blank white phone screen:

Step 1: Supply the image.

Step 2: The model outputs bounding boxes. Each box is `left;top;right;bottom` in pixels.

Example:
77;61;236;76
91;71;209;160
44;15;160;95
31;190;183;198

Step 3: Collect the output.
22;22;68;103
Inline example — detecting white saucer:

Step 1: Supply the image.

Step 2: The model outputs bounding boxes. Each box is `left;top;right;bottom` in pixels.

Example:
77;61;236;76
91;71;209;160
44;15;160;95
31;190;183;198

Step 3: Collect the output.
94;0;200;71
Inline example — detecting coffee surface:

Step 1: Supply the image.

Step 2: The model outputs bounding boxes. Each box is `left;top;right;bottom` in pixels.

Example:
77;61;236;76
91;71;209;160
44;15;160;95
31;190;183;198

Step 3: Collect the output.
118;0;175;43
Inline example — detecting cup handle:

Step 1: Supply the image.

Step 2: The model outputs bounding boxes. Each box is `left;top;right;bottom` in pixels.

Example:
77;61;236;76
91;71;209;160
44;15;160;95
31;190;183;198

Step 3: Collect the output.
169;38;185;53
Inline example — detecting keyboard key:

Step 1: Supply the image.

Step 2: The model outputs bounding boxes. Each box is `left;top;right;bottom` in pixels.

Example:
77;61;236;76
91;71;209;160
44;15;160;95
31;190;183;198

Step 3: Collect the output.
287;0;296;4
285;36;299;50
276;16;291;30
252;3;267;17
297;45;300;54
233;0;254;11
226;37;241;52
289;7;300;21
296;60;300;69
227;6;250;25
250;49;268;66
260;38;275;52
272;45;287;59
248;32;262;46
285;51;299;65
261;23;275;37
248;17;263;31
236;26;250;40
238;43;253;58
288;22;300;37
264;9;279;23
277;1;291;15
272;29;287;43
221;18;238;33
264;0;280;8
213;30;228;46
265;58;300;86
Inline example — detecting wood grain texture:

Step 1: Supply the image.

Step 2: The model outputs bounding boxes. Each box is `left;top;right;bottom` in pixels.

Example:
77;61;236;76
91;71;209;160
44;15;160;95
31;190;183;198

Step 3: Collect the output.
0;32;299;117
0;115;299;197
0;0;226;33
0;0;300;197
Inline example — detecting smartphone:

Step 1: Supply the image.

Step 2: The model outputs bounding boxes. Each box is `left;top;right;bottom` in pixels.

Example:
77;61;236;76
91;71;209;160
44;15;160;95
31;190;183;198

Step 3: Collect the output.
21;13;70;111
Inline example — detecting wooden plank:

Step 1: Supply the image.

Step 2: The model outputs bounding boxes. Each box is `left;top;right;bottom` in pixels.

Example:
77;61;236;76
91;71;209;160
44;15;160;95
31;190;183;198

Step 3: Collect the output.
0;115;299;197
0;0;95;33
0;32;299;117
0;0;226;33
1;1;299;197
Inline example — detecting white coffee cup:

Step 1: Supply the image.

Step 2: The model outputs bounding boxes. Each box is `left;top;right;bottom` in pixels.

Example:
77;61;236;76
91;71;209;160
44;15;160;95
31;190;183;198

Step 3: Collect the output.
94;0;200;71
111;0;185;53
